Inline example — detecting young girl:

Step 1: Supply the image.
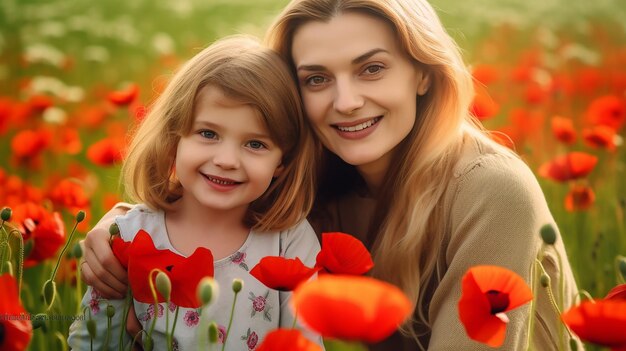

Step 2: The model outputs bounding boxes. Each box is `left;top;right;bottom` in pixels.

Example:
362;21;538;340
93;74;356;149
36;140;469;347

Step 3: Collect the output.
68;35;320;350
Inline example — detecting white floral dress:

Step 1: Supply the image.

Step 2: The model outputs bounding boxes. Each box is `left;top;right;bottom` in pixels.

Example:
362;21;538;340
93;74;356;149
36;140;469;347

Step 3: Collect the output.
68;204;321;350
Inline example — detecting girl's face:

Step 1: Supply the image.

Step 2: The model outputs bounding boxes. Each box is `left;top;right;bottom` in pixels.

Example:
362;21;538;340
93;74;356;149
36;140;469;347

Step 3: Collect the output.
175;86;284;213
291;12;430;187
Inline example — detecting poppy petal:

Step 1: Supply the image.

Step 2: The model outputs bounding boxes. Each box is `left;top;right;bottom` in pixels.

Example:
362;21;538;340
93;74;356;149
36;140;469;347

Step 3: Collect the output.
315;232;373;275
250;256;317;291
291;275;412;343
256;329;322;351
562;300;626;348
606;284;626;301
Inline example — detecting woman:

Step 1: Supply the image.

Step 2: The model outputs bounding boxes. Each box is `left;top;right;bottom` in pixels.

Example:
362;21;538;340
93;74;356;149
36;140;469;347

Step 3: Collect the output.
81;0;579;349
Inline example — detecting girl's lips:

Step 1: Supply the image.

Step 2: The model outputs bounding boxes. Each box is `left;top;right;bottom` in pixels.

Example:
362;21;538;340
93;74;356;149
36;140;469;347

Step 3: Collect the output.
202;174;242;192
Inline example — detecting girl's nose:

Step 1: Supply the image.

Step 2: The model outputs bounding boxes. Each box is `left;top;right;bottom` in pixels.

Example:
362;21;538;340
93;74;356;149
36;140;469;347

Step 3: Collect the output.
333;77;364;115
213;143;240;169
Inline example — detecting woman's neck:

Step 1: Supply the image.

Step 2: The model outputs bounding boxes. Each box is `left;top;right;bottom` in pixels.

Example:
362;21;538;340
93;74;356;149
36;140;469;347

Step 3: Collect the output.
356;152;392;196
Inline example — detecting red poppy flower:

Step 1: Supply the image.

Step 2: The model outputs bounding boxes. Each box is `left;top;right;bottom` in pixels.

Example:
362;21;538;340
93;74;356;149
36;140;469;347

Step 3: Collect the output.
47;178;90;211
28;94;54;112
458;265;533;347
0;274;33;351
10;129;52;159
538;152;598;182
576;67;603;97
585;95;626;131
11;202;66;268
127;230;214;308
53;126;82;155
472;64;500;86
551;116;576;145
606;284;626;301
86;138;123;167
524;82;549;105
250;256;318;291
470;84;500;121
256;329;322;351
561;300;626;350
291;275;412;343
564;185;595;212
315;232;373;275
107;83;139;106
583;125;617;151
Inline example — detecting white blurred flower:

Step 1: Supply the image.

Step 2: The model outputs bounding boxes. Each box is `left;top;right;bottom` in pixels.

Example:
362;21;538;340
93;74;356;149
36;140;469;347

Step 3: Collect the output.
24;43;66;67
43;107;68;125
63;86;85;103
561;44;601;65
84;45;110;63
38;21;67;38
152;33;175;55
28;76;83;102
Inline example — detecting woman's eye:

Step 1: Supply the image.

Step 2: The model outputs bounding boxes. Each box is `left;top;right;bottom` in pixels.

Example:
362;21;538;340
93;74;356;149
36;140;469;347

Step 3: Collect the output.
199;130;216;139
363;64;384;75
247;140;266;150
305;75;327;86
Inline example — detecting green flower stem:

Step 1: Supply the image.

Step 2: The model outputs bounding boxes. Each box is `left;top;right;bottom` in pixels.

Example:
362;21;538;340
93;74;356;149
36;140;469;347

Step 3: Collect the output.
535;259;575;343
576;290;596;304
221;289;241;351
119;291;133;351
526;247;543;351
49;218;80;282
616;256;626;284
291;310;298;329
104;305;112;350
170;306;180;348
147;269;162;344
166;301;171;351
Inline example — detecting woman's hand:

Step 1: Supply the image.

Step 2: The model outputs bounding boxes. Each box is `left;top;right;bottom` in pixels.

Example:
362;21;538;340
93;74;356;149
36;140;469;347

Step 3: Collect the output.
80;206;130;299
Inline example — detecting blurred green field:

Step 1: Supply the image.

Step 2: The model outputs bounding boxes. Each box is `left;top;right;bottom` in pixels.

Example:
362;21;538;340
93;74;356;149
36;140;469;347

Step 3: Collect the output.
1;0;625;350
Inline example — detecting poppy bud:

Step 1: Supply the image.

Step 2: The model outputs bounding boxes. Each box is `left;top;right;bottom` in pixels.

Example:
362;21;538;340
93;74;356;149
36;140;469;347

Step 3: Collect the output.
569;338;579;351
208;322;219;343
155;271;171;300
76;210;86;223
109;223;119;236
106;304;116;318
24;239;34;259
32;313;47;330
144;335;154;351
42;279;57;308
232;278;243;293
86;319;97;339
540;224;557;245
618;256;626;280
540;273;550;288
197;277;218;306
72;242;83;259
1;207;11;221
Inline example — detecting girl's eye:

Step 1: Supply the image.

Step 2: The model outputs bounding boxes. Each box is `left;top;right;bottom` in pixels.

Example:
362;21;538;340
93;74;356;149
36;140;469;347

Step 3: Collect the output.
199;130;216;139
247;140;267;150
363;64;384;75
305;75;328;86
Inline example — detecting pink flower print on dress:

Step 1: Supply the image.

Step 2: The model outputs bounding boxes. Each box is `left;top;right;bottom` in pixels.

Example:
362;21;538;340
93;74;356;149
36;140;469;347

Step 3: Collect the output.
218;324;227;344
139;303;164;322
248;290;272;321
89;288;103;314
168;301;177;313
183;310;200;327
241;328;259;350
231;251;249;271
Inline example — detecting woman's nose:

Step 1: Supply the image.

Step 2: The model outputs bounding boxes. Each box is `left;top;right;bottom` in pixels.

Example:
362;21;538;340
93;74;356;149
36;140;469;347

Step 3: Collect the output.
333;77;364;115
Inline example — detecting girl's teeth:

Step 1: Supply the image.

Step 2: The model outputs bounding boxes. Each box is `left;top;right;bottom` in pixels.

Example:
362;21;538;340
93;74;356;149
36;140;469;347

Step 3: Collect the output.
337;117;379;132
208;176;235;185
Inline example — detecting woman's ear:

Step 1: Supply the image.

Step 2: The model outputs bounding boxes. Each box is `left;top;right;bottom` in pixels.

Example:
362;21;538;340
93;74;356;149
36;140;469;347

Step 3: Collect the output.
416;69;431;96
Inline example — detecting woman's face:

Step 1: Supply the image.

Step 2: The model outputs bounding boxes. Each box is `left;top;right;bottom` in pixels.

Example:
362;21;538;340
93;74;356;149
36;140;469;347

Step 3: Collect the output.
291;12;430;185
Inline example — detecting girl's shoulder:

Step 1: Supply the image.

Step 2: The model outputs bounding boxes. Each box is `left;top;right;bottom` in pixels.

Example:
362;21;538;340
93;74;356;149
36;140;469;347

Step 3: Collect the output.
114;203;166;241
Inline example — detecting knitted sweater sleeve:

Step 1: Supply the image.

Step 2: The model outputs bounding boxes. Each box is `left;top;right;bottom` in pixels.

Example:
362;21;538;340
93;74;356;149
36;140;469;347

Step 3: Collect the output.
426;149;580;351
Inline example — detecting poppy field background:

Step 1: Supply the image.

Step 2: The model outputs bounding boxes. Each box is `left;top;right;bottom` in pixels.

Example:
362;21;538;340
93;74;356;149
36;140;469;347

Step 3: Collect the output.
1;0;625;350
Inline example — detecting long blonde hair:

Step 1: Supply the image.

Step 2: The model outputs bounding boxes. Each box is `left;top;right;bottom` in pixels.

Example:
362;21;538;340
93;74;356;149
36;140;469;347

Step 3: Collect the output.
122;35;316;232
267;0;503;340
